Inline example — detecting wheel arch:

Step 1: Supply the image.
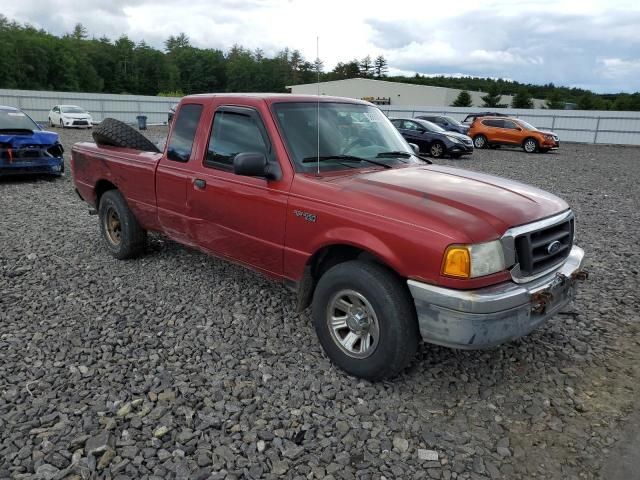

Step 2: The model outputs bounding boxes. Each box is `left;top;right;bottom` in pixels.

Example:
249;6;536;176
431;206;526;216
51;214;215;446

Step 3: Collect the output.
94;179;118;206
295;241;404;312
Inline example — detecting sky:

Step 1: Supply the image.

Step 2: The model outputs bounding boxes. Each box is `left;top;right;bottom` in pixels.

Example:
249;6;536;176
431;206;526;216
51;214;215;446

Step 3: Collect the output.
4;0;640;93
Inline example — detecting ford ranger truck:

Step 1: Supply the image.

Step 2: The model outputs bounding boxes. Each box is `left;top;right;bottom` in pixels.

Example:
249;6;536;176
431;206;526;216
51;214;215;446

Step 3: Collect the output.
71;94;586;381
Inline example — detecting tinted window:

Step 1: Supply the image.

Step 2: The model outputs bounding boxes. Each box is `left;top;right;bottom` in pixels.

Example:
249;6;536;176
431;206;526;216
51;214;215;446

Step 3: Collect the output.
483;119;504;128
167;104;203;162
205;110;267;169
390;119;402;127
403;121;421;130
502;120;518;129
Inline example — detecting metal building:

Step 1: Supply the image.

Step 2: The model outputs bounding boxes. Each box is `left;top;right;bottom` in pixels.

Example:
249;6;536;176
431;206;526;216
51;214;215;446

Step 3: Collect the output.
287;78;546;108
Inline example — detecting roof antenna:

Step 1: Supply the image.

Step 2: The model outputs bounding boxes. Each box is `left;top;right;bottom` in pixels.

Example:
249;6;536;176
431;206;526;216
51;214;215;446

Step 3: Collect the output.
316;35;320;176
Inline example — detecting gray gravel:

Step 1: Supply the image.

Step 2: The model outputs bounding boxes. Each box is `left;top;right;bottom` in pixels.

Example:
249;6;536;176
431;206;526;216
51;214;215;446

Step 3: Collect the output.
1;126;639;480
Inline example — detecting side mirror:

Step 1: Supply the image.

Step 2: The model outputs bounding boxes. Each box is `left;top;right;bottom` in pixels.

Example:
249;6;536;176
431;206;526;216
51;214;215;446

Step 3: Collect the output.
408;143;420;154
234;152;267;177
417;128;426;134
233;152;279;180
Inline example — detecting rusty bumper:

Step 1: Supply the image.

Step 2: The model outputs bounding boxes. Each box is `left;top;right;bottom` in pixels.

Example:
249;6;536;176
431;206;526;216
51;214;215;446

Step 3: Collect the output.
407;246;586;349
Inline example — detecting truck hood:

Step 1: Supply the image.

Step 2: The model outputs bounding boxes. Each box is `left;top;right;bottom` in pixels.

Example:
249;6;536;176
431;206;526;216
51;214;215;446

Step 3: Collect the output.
326;165;568;243
0;130;59;147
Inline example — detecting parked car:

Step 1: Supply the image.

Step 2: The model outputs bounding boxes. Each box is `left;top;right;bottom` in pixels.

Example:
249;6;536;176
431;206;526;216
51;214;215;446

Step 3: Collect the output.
0;105;64;176
462;112;509;125
390;117;473;158
415;115;469;135
71;94;586;381
168;104;178;124
468;116;560;153
48;105;93;129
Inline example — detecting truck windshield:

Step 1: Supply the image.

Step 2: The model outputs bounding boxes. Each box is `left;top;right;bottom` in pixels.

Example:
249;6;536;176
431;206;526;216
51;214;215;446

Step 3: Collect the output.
0;109;40;131
273;102;421;172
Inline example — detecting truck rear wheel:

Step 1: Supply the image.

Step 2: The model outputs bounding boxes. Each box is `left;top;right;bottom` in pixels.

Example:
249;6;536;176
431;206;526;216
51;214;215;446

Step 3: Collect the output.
92;118;160;153
311;260;419;380
98;190;146;259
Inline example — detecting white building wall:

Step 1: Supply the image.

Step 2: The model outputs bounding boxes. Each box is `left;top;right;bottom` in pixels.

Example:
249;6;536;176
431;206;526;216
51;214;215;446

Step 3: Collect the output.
288;78;546;108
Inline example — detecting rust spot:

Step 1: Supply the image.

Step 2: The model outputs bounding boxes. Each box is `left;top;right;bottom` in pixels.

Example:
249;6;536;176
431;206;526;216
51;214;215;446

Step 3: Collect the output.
531;290;554;314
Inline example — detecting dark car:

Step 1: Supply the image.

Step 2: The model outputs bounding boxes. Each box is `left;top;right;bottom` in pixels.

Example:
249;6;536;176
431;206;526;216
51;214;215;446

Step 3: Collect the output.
168;104;178;124
462;112;509;125
390;118;473;158
0;106;64;177
416;114;469;135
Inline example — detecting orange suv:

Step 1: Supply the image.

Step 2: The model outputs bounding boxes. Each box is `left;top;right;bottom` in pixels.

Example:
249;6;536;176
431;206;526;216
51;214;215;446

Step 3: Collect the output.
468;117;559;153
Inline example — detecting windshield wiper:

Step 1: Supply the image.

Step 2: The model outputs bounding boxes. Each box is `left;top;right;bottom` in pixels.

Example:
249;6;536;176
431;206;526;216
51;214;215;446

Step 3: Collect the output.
302;155;392;169
376;150;432;164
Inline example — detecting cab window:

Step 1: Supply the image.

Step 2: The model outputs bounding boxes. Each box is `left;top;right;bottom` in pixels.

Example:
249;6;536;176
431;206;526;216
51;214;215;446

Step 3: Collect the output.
205;109;268;170
167;104;203;162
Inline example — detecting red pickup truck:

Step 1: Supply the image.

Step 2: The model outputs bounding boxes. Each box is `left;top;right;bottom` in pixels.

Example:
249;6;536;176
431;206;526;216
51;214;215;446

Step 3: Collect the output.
71;94;586;380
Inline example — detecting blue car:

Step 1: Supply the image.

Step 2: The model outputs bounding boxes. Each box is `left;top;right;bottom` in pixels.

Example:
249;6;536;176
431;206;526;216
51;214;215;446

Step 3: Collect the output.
0;106;64;177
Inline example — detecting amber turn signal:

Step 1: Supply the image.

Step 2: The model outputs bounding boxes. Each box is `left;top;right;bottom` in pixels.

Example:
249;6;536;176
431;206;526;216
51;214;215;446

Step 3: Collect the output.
442;246;471;278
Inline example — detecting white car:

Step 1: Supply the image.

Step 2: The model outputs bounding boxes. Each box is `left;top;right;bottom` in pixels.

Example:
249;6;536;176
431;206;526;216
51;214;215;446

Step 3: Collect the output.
48;105;93;129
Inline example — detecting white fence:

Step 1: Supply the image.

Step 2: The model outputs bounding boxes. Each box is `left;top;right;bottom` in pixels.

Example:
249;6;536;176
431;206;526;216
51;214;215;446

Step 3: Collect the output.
379;105;640;146
0;88;181;125
2;89;640;145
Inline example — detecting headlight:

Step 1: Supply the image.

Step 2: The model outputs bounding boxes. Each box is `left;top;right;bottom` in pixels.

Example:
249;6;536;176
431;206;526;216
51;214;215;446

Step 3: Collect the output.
442;240;506;278
447;136;462;144
544;134;553;140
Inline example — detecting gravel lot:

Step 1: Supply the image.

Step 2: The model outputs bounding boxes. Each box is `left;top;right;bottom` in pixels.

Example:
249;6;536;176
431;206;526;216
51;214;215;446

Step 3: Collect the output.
1;126;639;480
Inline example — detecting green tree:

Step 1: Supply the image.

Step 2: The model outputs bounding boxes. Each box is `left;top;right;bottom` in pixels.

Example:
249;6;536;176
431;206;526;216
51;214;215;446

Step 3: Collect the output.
511;89;534;109
164;33;190;52
71;23;87;40
451;90;473;107
359;55;373;78
545;90;565;109
329;60;360;80
481;83;504;107
373;55;388;78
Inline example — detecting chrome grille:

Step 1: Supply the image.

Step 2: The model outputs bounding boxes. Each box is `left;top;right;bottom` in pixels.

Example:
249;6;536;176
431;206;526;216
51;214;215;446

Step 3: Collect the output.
514;216;574;277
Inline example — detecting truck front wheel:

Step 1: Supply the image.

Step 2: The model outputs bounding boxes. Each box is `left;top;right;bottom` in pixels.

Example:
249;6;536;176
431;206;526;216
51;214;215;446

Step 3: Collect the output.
311;260;419;380
98;190;146;259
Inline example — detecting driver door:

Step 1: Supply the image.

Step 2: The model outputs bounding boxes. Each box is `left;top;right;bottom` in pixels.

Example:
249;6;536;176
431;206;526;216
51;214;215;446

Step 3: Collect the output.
186;105;290;277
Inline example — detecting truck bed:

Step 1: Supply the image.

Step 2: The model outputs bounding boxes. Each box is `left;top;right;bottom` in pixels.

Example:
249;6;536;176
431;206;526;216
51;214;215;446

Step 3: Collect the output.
71;142;163;231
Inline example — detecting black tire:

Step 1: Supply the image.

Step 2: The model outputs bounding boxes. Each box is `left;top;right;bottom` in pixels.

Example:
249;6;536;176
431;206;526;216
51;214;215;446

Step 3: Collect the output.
311;260;419;381
473;135;487;149
60;119;65;129
523;137;538;153
98;190;146;259
92;118;160;153
429;141;446;158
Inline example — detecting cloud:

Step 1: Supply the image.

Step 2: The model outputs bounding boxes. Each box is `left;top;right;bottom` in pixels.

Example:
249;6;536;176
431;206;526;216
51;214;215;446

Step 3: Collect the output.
2;0;640;92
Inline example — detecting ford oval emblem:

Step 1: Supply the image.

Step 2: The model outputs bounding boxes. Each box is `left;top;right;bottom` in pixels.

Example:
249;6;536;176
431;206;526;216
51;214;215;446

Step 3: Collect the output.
547;240;562;255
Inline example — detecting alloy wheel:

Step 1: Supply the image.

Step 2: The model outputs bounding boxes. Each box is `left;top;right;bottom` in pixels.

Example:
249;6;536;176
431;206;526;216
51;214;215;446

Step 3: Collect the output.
326;289;380;359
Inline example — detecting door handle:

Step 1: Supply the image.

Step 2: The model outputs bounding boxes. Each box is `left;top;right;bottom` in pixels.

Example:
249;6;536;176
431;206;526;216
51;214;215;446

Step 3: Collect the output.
193;178;206;189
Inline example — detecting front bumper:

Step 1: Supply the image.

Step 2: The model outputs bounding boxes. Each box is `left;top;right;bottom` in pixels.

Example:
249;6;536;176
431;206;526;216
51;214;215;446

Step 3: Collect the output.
449;144;474;155
0;157;64;176
407;245;585;349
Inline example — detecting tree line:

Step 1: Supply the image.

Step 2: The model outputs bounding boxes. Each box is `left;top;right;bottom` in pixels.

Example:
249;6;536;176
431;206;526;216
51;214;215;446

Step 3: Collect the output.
449;83;640;110
1;16;639;111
